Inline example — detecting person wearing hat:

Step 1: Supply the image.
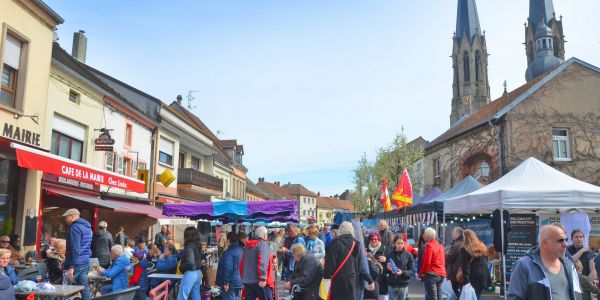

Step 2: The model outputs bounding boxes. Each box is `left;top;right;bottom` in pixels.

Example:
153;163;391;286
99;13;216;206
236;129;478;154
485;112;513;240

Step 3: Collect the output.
92;221;113;269
129;249;150;300
63;208;92;300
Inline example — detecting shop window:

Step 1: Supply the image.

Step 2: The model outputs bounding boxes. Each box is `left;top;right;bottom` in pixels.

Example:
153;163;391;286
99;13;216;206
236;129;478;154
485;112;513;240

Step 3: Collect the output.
1;33;24;108
116;155;124;175
105;152;115;172
50;130;83;162
191;156;201;170
68;90;80;104
552;129;571;161
158;137;174;166
124;123;132;147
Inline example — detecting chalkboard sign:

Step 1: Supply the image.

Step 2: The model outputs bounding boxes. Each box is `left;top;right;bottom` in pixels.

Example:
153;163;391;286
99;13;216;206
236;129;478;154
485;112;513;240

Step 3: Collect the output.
505;214;538;282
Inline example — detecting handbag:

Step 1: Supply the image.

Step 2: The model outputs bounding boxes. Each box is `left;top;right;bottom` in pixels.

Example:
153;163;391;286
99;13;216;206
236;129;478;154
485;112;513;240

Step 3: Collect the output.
327;241;356;300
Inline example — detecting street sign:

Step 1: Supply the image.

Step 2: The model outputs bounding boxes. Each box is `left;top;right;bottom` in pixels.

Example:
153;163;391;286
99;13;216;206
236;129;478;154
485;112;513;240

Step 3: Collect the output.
94;145;113;151
94;128;115;146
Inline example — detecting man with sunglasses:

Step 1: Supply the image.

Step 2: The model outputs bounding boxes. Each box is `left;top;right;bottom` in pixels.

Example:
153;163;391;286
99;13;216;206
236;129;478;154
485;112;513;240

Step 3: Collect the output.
507;224;581;300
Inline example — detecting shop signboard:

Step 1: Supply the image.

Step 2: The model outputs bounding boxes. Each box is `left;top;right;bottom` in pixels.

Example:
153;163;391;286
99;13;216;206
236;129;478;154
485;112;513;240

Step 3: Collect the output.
94;129;114;151
12;143;145;193
505;214;538;283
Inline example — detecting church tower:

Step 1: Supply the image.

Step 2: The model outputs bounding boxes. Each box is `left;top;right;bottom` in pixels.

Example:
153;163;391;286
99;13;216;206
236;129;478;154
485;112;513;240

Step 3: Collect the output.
525;0;565;81
451;0;490;126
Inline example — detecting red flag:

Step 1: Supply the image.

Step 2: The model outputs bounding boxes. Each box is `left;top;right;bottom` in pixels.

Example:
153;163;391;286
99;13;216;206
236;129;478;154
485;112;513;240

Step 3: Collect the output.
392;169;413;209
380;178;392;212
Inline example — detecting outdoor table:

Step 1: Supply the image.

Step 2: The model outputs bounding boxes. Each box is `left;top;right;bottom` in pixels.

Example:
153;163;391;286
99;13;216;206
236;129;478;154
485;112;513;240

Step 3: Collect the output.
15;284;84;300
148;273;184;299
88;271;110;296
14;264;30;270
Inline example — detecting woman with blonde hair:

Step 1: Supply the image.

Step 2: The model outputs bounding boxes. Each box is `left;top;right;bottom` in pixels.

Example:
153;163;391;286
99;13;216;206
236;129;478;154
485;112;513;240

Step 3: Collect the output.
306;227;325;262
457;229;490;300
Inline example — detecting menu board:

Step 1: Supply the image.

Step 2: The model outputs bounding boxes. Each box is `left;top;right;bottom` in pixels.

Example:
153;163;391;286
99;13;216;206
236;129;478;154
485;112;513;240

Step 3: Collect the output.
505;214;538;282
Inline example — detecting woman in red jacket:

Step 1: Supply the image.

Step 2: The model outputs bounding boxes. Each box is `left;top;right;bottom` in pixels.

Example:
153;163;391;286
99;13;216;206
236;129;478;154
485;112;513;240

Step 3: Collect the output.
418;227;446;300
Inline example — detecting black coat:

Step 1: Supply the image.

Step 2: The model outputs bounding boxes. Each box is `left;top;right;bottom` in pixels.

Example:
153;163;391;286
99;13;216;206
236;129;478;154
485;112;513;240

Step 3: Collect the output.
324;234;372;300
385;248;414;288
289;253;323;300
179;242;204;273
460;248;491;292
367;245;389;295
91;229;113;267
445;239;463;283
46;256;64;284
363;259;382;299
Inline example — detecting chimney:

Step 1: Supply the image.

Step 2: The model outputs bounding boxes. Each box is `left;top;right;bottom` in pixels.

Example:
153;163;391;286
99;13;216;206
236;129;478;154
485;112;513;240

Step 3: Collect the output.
258;177;264;183
288;182;291;185
72;30;87;63
176;95;183;105
275;181;280;186
317;192;320;196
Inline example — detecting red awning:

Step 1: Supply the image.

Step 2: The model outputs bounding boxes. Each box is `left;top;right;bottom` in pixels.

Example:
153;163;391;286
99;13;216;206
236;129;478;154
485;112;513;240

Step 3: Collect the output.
12;142;145;193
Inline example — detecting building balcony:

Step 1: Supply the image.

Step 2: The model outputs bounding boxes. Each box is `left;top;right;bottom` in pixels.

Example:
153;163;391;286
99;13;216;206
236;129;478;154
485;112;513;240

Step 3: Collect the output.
178;168;223;193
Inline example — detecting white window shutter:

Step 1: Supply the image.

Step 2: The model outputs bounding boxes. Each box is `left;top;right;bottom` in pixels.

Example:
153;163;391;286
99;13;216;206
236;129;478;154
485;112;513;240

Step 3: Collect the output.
4;34;22;70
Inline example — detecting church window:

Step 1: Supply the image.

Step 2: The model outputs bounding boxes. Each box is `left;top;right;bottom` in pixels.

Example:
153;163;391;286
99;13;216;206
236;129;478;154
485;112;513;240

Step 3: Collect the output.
475;51;481;81
542;39;547;49
553;38;559;57
433;158;441;186
463;52;470;82
552;129;571;161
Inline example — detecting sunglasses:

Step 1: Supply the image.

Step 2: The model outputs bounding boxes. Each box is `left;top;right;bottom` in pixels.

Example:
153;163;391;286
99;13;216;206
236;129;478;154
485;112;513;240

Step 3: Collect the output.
556;238;568;243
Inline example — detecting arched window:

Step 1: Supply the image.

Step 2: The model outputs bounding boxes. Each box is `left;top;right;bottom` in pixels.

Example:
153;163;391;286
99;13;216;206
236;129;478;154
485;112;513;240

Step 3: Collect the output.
463;52;470;82
475;51;481;81
553;37;559;57
453;55;459;96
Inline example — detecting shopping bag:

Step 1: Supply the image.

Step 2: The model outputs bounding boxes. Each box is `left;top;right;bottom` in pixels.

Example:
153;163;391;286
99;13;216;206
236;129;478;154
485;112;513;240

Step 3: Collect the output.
441;279;457;300
319;279;330;299
459;283;477;300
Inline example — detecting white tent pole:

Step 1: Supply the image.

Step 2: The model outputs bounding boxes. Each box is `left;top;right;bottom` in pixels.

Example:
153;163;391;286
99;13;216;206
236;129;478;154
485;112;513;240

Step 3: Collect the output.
442;210;446;245
501;208;508;300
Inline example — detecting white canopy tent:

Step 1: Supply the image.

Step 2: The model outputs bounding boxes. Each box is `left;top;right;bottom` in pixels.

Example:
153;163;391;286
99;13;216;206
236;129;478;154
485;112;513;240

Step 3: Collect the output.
444;157;600;214
443;157;600;299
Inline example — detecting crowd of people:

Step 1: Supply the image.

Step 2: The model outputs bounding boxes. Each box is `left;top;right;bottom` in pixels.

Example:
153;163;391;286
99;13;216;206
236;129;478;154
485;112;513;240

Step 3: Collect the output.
1;207;598;300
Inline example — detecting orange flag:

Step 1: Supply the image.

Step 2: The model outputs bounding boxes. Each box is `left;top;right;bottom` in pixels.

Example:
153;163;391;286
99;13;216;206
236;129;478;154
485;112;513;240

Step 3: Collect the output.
380;178;392;212
392;169;413;209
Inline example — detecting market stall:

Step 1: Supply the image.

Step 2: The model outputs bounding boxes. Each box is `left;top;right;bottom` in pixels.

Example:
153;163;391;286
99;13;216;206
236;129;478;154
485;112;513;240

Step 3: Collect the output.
443;157;600;298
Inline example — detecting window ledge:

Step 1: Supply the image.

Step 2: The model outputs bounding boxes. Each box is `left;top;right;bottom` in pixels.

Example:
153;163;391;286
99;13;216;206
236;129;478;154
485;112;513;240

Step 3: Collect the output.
551;159;574;165
0;103;22;115
158;162;174;169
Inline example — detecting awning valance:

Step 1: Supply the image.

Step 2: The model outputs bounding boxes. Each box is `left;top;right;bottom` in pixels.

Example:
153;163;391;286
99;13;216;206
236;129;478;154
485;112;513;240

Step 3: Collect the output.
12;143;145;193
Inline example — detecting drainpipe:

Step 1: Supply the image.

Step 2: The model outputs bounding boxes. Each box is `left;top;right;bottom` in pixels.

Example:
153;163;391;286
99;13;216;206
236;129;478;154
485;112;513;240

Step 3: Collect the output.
488;117;505;176
149;127;157;201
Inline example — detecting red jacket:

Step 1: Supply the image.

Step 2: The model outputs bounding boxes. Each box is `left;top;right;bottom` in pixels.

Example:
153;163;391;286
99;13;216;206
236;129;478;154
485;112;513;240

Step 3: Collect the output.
418;239;446;278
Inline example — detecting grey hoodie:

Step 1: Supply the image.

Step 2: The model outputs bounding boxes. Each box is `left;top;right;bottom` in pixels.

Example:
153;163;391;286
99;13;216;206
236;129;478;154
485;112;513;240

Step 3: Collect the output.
507;247;581;300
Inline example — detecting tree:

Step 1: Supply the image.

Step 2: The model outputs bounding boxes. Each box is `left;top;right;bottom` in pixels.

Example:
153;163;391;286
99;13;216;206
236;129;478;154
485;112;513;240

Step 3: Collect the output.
351;128;424;215
375;129;424;194
350;153;380;216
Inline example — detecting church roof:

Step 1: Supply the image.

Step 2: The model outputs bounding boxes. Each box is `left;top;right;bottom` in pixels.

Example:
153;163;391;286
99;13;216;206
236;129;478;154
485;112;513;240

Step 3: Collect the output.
529;0;555;31
455;0;482;41
426;58;599;151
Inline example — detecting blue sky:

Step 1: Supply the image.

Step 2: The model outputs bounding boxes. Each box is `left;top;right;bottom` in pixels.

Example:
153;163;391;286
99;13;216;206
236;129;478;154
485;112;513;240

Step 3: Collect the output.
45;0;600;196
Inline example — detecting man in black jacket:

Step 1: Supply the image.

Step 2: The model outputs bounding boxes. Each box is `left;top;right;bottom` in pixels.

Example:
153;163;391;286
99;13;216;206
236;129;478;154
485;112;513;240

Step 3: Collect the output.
285;244;323;300
91;221;113;268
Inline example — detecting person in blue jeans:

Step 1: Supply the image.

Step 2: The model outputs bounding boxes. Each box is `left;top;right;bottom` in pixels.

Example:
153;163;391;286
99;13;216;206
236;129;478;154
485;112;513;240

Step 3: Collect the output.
63;208;92;300
178;227;205;300
216;232;244;300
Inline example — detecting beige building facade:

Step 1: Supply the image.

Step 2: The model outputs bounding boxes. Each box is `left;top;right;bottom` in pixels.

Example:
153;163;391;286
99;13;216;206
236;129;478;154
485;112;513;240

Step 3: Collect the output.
0;0;62;250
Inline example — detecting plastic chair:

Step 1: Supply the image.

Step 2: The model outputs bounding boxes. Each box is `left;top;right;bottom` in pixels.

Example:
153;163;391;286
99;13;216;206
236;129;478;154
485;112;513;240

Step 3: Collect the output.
92;286;140;300
148;279;171;300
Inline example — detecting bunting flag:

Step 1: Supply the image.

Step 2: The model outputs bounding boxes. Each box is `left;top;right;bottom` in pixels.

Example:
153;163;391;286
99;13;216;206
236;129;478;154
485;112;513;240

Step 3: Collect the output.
380;178;392;212
392;169;414;210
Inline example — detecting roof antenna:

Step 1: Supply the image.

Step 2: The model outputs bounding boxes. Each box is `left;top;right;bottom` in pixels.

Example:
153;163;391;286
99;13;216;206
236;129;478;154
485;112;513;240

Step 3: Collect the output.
187;91;200;110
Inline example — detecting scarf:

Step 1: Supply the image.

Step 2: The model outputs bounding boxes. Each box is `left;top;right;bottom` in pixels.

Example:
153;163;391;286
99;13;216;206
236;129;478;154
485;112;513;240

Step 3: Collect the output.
307;239;316;251
368;243;381;254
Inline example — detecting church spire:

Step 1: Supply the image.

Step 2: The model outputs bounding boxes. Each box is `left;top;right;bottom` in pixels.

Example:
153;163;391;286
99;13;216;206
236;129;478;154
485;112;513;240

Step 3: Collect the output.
455;0;482;43
450;0;490;126
525;0;565;80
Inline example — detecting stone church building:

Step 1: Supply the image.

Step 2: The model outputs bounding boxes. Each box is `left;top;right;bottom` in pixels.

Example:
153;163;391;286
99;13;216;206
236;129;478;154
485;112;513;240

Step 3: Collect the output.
423;0;600;191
